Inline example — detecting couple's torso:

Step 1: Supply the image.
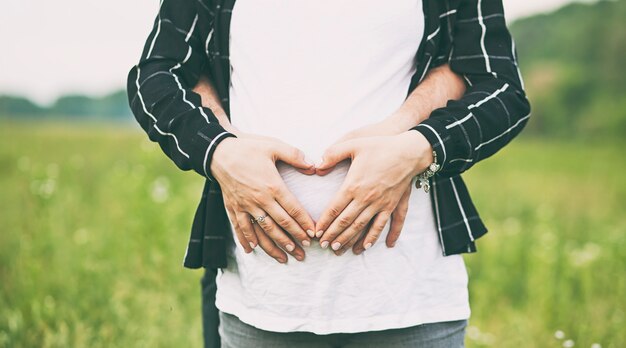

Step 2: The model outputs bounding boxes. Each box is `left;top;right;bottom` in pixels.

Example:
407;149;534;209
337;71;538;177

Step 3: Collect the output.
215;0;469;334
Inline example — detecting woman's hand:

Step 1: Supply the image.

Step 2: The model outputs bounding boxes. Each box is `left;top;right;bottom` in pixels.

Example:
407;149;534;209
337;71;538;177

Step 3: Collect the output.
210;135;317;263
314;131;434;255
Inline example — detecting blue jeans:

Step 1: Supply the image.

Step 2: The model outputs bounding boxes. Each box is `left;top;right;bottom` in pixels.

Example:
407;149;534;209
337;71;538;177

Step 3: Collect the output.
217;310;467;348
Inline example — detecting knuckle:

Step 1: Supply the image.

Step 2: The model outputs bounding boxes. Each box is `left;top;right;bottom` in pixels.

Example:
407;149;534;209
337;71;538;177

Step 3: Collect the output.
363;190;379;203
329;207;343;219
352;219;367;231
264;182;281;196
241;228;253;238
337;216;353;229
286;205;302;218
258;219;272;230
344;185;358;196
275;216;292;229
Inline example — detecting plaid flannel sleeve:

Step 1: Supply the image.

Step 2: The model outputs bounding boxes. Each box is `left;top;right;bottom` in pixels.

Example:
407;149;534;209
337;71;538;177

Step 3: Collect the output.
411;0;531;177
126;0;236;182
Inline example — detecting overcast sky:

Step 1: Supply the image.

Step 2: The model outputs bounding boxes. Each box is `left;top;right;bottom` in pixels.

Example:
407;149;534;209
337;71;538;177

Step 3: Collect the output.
0;0;595;105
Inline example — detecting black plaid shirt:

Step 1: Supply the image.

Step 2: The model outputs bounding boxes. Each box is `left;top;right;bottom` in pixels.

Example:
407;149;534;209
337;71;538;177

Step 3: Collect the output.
127;0;530;269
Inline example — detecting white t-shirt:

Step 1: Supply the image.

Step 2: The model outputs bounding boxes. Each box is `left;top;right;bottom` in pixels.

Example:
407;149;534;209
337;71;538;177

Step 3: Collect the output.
215;0;470;334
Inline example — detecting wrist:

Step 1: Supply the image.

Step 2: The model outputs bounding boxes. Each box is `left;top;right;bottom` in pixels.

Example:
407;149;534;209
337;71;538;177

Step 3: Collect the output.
208;136;238;182
401;130;434;177
388;107;423;131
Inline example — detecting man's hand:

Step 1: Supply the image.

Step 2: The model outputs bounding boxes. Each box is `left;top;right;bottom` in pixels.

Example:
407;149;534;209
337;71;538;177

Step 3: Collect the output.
314;131;434;255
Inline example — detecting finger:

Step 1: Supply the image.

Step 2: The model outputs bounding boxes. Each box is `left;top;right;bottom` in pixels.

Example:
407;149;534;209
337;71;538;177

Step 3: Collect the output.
315;140;356;176
386;186;411;247
249;207;305;261
264;199;311;247
336;220;370;256
315;187;354;239
271;181;316;239
318;199;367;249
253;221;288;264
329;204;379;252
272;142;315;173
352;217;376;255
294;153;318;175
233;211;255;253
233;205;259;248
226;206;252;253
362;211;392;249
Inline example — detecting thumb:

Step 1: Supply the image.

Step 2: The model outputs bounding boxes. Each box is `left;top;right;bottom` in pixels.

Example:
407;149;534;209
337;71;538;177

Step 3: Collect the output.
272;142;315;171
316;140;356;173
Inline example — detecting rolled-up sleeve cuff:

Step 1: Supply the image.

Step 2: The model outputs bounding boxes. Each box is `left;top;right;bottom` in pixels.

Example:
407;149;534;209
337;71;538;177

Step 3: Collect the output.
190;118;237;183
410;119;452;174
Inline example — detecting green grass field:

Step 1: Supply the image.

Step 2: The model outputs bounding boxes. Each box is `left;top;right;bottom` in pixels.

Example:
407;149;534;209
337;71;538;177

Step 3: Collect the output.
1;121;624;347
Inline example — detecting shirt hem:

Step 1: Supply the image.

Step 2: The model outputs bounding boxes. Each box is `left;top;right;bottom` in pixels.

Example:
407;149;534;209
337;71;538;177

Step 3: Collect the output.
215;298;471;334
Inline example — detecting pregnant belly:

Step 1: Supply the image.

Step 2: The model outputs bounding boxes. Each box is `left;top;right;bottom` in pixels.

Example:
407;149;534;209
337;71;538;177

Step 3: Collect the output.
275;159;351;223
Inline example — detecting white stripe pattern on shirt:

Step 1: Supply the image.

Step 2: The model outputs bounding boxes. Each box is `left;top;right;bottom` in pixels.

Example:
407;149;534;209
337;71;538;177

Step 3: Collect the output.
445;83;510;129
134;66;190;159
476;0;493;75
450;178;474;241
474;114;531;151
203;131;232;178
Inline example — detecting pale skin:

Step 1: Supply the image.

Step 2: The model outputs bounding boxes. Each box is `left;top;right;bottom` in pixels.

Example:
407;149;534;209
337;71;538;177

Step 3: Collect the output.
195;64;466;262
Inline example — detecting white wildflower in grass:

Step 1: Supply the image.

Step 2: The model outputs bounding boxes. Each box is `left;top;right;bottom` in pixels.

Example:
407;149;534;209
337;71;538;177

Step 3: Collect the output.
563;339;575;347
466;325;494;345
150;176;170;203
591;344;601;348
31;179;57;199
17;156;30;172
467;325;481;341
569;243;601;267
554;330;565;339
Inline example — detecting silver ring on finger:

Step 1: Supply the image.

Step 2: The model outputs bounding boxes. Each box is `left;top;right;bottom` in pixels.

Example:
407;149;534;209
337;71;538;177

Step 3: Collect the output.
252;213;268;224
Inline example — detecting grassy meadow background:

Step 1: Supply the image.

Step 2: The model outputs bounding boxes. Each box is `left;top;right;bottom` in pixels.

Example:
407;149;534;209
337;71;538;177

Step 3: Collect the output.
1;123;624;347
2;0;626;347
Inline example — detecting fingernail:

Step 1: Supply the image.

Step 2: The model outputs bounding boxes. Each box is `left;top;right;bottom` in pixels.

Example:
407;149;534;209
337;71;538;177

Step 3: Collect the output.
295;254;305;261
249;242;256;249
285;243;295;252
306;229;315;238
331;242;341;250
315;230;324;238
302;240;311;247
279;257;287;263
320;240;329;249
364;242;372;250
315;157;324;167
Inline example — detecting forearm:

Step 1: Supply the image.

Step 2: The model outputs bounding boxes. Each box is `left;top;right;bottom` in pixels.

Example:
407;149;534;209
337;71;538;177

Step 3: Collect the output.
127;0;237;182
192;75;242;136
389;64;466;132
410;0;531;177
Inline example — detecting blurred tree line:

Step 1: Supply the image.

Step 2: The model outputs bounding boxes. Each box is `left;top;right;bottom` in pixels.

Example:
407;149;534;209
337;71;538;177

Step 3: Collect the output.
511;0;626;139
1;0;624;138
0;91;131;121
